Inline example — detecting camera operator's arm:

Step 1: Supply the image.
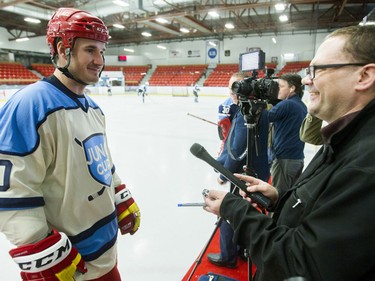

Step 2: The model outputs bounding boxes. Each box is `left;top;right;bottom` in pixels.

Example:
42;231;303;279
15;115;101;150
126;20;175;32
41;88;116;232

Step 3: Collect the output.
299;113;323;145
217;112;248;183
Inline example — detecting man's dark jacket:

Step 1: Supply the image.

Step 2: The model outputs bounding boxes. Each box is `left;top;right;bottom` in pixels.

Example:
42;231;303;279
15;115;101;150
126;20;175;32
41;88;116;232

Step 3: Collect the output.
221;99;375;281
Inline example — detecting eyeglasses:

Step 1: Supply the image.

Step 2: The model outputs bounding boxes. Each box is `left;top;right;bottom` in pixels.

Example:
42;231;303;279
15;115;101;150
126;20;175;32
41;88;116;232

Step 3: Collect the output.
305;63;367;80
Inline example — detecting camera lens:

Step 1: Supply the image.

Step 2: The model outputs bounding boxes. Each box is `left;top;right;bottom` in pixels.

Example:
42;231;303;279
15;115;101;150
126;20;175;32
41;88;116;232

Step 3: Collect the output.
231;81;241;94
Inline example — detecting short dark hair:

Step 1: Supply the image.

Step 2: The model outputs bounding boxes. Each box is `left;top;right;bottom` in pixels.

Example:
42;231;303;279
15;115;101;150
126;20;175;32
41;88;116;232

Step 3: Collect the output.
326;25;375;64
279;73;303;97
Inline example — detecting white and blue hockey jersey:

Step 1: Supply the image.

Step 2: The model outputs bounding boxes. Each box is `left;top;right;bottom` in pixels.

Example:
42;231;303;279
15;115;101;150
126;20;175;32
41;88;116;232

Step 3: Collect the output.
218;97;238;121
0;76;122;279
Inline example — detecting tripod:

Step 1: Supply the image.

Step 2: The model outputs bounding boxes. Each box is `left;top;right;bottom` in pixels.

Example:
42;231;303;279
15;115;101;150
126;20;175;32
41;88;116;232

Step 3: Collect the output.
187;100;267;281
240;98;268;281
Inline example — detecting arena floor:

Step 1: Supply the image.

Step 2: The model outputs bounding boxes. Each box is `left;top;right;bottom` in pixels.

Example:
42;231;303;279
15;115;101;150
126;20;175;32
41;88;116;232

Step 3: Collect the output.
0;94;320;280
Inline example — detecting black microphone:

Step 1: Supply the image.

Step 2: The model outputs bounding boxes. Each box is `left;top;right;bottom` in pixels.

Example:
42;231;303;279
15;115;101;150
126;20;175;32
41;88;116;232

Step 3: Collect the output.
190;143;271;208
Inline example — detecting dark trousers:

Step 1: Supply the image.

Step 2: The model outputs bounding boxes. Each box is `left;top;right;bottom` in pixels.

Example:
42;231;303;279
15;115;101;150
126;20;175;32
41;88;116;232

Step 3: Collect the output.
218;184;240;263
219;219;237;263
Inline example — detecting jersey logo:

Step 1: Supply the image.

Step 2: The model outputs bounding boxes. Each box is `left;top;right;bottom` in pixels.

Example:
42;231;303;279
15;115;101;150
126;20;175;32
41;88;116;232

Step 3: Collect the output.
80;134;112;186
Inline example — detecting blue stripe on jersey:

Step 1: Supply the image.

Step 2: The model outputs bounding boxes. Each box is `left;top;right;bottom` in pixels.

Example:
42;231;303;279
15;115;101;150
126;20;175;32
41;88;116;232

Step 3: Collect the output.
0;79;102;156
69;211;118;261
0;196;45;210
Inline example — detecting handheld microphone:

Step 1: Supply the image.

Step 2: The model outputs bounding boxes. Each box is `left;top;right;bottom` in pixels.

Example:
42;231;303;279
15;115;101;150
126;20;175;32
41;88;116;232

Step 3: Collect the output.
190;143;271;208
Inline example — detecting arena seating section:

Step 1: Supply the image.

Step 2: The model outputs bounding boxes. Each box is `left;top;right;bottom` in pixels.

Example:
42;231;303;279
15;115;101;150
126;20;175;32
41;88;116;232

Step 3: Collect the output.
0;62;39;85
148;64;207;86
104;65;150;86
31;63;55;77
203;63;277;87
277;61;309;76
1;61;309;87
31;64;150;86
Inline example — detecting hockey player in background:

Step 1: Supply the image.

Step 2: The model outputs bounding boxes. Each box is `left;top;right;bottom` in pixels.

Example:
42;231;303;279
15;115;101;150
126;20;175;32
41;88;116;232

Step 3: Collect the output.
0;8;140;281
193;83;200;102
217;96;238;155
137;82;148;103
217;75;241;156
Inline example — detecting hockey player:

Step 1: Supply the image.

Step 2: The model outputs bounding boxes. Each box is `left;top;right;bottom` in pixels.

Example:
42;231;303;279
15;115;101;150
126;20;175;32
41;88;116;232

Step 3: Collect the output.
193;83;200;102
217;75;241;156
0;8;140;281
137;82;148;103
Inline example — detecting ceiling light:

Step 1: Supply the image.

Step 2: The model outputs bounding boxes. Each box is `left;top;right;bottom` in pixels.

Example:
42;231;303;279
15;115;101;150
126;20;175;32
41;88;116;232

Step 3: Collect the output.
275;3;286;11
155;17;169;24
225;22;234;29
16;37;29;42
142;31;152;37
208;11;219;17
359;20;375;25
113;24;125;29
123;48;135;52
113;0;129;7
180;27;189;33
272;37;277;43
157;45;167;49
279;14;288;22
24;17;41;24
153;0;166;5
359;11;375;25
208;41;217;47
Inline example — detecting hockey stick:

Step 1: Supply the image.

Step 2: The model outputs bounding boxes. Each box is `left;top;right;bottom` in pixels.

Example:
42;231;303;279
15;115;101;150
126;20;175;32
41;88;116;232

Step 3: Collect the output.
187;113;224;140
187;113;218;126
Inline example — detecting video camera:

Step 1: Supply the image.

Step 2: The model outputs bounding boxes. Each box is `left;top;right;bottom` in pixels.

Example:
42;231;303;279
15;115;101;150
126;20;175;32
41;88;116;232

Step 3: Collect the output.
231;49;279;104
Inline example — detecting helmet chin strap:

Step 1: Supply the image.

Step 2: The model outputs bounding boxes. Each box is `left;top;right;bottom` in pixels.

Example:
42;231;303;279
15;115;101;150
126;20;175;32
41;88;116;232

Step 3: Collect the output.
51;48;89;86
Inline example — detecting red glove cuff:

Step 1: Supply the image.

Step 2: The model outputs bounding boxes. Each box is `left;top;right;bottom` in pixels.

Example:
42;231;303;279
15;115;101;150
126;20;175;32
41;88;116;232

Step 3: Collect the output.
10;231;87;280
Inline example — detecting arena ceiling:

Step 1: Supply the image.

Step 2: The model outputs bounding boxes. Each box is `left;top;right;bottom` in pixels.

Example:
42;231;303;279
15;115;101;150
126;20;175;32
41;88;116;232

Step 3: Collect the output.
0;0;374;48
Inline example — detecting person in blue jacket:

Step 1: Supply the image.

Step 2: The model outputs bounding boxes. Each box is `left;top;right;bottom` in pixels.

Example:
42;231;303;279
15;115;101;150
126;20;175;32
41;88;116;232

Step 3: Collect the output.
268;73;307;197
207;72;270;268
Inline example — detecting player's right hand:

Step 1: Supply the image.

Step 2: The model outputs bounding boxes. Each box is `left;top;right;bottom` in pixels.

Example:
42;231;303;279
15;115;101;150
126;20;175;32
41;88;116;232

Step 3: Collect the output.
9;230;87;281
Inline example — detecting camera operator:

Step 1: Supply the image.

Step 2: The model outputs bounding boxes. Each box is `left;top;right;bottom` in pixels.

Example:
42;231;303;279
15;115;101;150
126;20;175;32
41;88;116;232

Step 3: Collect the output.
268;74;307;197
207;72;270;268
203;25;375;281
299;113;324;145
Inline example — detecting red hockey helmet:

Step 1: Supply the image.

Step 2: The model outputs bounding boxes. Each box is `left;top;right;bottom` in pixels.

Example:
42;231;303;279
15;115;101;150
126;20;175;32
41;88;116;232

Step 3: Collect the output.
46;8;109;58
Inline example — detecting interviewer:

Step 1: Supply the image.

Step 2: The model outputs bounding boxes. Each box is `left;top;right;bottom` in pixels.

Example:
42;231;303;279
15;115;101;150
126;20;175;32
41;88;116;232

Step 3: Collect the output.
203;24;375;281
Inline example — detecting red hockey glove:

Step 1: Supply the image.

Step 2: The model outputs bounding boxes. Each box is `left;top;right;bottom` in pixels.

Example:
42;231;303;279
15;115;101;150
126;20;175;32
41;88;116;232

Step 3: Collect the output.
9;230;87;281
115;184;141;235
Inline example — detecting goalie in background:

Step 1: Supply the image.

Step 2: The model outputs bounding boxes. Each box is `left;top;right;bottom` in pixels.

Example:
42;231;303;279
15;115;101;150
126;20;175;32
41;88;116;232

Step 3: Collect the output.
0;7;140;281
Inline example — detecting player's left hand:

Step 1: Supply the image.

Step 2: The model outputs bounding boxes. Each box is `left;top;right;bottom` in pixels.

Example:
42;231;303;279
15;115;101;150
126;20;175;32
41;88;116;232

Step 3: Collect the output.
115;184;141;235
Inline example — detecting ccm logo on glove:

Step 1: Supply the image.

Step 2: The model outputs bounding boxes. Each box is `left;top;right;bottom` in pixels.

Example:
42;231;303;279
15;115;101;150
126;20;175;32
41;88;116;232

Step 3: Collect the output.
13;237;71;271
9;230;86;280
